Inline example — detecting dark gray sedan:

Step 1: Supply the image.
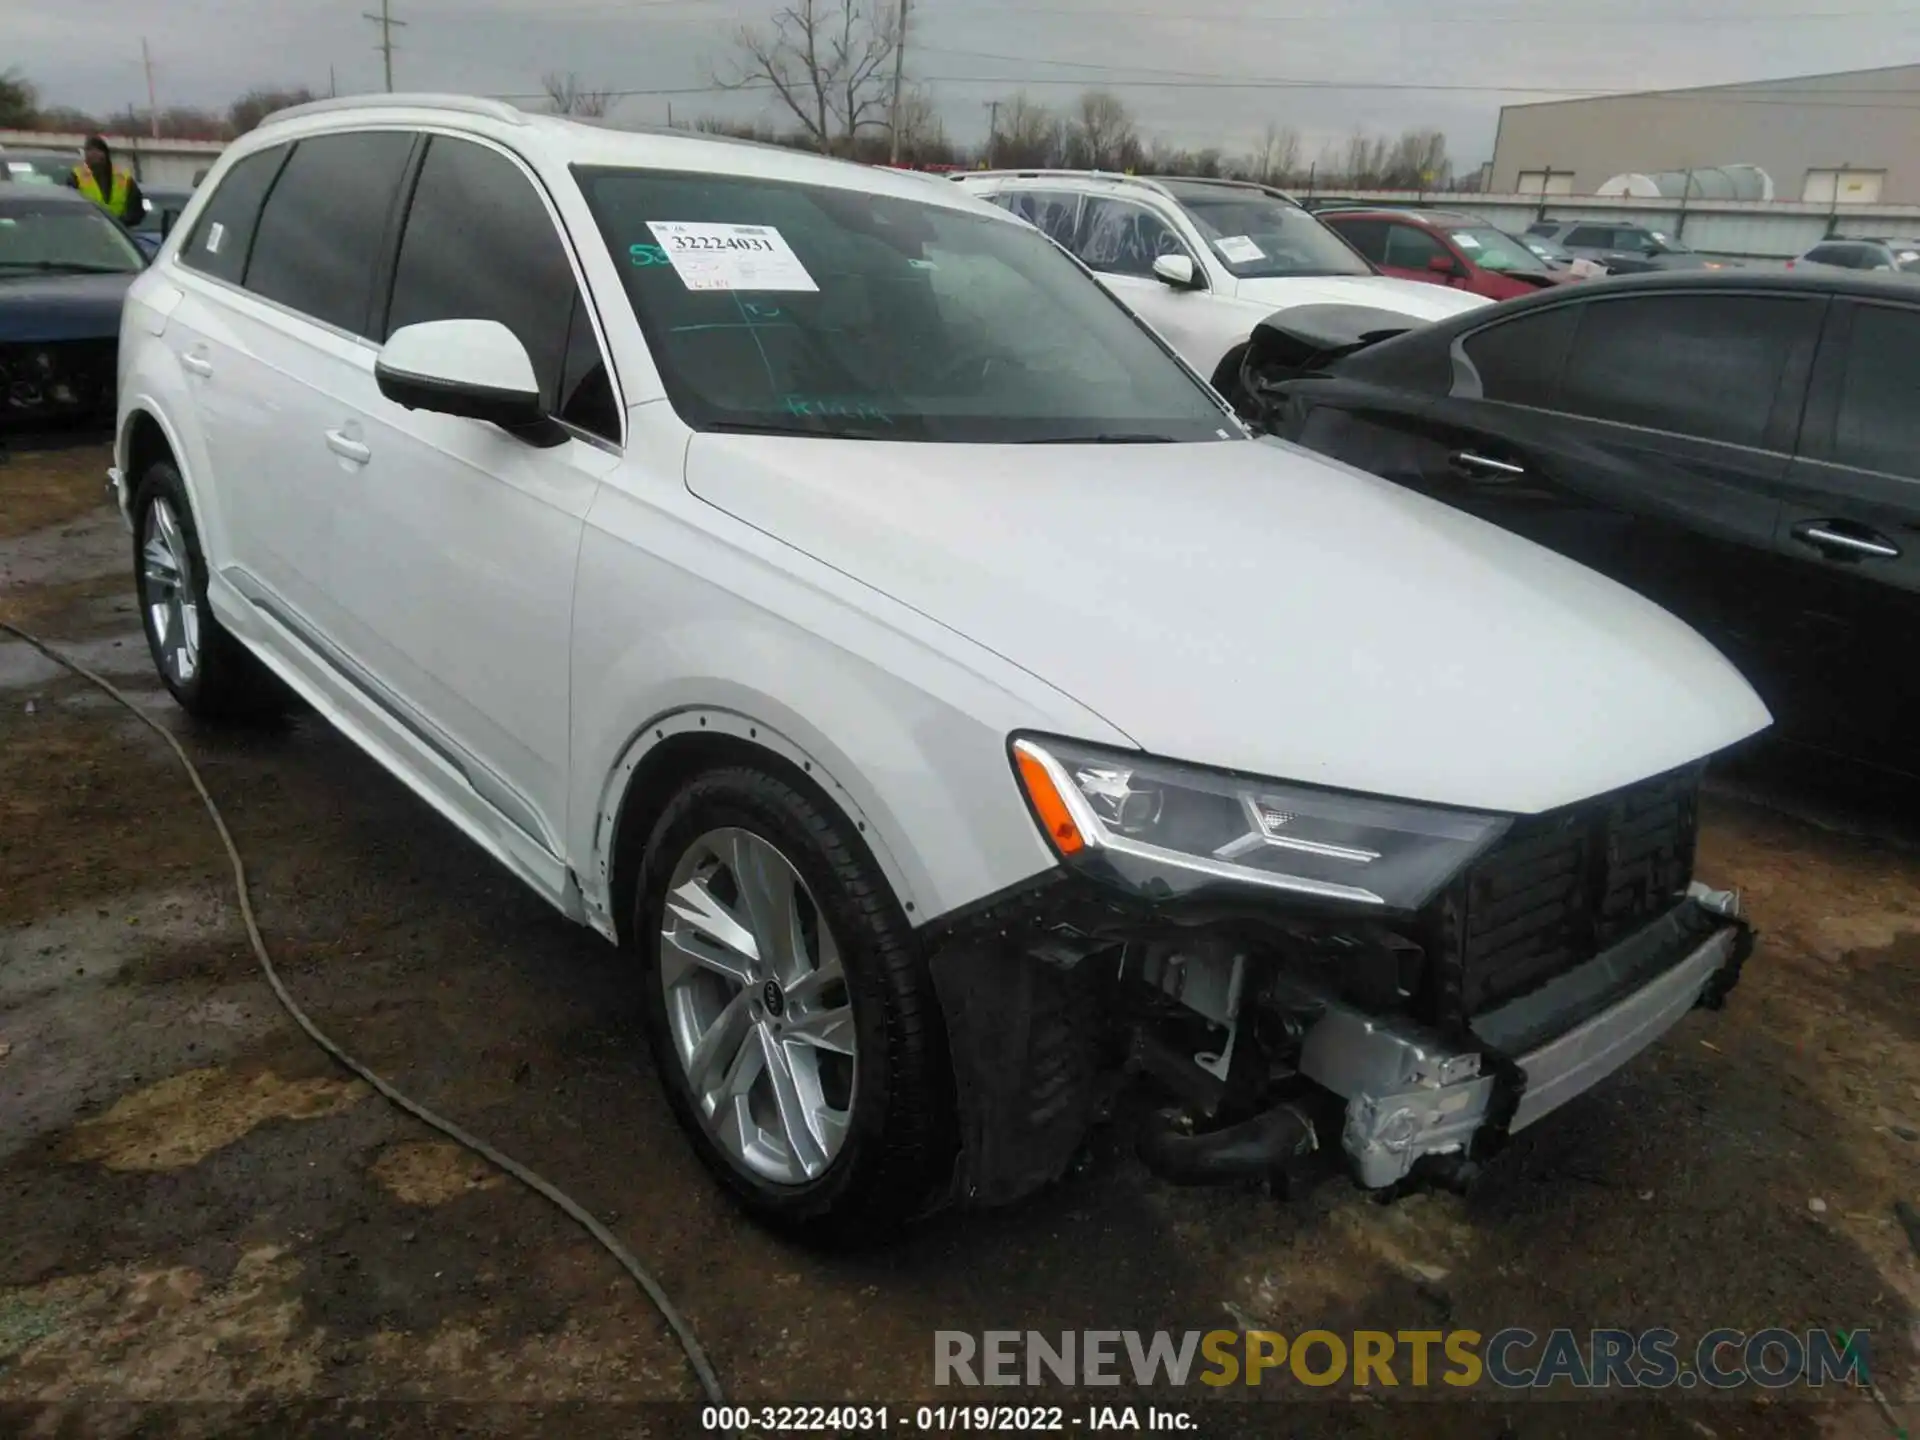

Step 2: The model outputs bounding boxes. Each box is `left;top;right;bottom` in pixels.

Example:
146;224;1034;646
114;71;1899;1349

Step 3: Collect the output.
1525;219;1736;274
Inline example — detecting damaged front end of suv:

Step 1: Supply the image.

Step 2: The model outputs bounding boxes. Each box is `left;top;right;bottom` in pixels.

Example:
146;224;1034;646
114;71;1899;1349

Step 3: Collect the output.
928;733;1753;1207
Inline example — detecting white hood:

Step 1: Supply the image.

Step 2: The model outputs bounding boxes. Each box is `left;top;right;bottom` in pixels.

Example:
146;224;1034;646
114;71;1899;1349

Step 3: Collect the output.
685;434;1770;815
1231;273;1492;322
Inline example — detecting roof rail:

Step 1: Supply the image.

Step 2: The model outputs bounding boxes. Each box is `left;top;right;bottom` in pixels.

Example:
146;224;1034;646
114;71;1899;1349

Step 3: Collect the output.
1143;174;1302;203
957;168;1159;186
259;93;528;130
959;169;1305;206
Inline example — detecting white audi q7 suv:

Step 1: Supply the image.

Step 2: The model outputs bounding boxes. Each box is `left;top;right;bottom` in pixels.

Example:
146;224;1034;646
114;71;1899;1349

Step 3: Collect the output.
113;95;1767;1242
952;171;1491;404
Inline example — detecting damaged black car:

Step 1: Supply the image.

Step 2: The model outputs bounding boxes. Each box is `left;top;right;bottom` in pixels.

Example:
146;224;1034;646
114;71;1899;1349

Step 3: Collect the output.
2;185;145;433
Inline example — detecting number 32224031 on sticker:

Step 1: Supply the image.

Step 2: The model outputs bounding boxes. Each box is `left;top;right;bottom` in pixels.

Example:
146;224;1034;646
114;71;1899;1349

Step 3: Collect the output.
642;220;819;293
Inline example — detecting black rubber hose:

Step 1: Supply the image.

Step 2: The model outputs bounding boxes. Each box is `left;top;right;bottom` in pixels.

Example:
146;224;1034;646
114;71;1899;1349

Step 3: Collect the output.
1136;1101;1318;1186
1;621;728;1411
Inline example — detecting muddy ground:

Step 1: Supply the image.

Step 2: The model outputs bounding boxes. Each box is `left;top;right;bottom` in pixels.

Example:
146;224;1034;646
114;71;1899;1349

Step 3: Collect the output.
2;438;1918;1440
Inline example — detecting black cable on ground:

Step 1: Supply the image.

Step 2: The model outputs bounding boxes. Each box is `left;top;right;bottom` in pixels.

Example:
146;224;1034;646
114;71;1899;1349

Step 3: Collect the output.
1;620;728;1411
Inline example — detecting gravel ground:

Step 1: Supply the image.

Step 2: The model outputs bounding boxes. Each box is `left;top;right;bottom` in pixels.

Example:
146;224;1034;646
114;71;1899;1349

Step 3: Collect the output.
2;439;1917;1439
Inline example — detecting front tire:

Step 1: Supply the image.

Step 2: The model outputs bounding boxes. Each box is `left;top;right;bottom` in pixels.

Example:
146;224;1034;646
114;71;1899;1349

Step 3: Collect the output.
634;765;954;1243
132;460;287;723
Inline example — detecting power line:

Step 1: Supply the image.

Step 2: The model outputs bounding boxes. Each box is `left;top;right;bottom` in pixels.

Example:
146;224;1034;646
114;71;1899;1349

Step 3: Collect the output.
488;70;1920;109
957;1;1920;21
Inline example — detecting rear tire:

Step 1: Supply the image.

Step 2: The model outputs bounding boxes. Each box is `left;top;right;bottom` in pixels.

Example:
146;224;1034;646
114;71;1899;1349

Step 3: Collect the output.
634;764;955;1244
131;460;288;724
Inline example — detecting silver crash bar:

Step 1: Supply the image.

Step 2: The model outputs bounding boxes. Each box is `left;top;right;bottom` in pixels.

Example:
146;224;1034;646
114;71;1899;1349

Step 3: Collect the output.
1294;883;1746;1189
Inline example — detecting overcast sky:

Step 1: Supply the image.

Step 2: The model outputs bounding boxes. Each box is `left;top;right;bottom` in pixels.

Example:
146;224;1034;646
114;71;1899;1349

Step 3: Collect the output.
14;0;1920;168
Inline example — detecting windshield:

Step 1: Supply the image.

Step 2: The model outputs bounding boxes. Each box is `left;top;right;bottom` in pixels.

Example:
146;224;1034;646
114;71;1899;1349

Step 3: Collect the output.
1646;230;1692;254
1446;225;1550;275
1163;186;1372;280
0;203;145;274
4;156;70;186
579;169;1237;444
1522;234;1569;262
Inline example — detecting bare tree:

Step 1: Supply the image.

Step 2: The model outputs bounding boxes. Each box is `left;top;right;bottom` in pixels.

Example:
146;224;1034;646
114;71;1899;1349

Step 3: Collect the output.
1382;127;1449;188
1252;122;1301;186
35;104;101;134
888;86;950;165
0;68;38;128
993;92;1062;168
229;86;318;135
720;0;896;155
542;72;612;119
1063;89;1137;172
1340;129;1390;187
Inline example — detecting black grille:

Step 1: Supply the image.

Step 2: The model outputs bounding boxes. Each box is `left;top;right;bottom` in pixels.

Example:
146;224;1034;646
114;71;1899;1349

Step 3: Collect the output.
1;339;118;426
1423;766;1701;1022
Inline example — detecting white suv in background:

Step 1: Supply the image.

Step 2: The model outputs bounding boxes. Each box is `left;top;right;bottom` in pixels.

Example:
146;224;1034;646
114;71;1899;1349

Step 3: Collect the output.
954;171;1491;400
114;96;1764;1242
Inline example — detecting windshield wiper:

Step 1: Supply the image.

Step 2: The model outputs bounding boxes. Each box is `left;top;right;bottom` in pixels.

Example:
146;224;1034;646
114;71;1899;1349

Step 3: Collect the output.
705;420;885;440
1021;433;1178;444
0;261;134;275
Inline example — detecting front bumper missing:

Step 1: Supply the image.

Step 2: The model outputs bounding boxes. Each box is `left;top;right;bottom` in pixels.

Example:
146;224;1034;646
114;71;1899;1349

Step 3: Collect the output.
1295;883;1752;1189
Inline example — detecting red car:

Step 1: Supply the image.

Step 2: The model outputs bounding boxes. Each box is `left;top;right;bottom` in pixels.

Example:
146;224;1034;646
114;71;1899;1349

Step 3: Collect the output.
1320;208;1581;301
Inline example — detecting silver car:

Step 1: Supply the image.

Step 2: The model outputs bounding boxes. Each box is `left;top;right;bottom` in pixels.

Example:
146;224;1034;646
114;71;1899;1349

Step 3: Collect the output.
1790;237;1920;274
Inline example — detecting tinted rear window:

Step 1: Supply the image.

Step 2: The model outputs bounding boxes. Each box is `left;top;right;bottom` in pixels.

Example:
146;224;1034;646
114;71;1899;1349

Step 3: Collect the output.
1557;294;1820;448
179;145;288;285
1329;217;1389;264
1832;303;1920;477
1462;304;1581;408
245;131;414;335
996;189;1081;247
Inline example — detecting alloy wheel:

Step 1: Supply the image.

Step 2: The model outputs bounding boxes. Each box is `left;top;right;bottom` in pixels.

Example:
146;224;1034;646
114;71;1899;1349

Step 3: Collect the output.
142;498;200;686
658;827;857;1185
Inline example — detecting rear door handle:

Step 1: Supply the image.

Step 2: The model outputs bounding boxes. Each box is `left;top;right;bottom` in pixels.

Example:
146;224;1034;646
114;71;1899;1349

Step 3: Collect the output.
1450;450;1527;480
180;350;213;378
1792;520;1900;560
325;429;372;465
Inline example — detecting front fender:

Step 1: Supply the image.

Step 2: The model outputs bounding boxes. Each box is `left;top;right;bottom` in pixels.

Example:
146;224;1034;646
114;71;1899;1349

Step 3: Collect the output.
566;476;1132;939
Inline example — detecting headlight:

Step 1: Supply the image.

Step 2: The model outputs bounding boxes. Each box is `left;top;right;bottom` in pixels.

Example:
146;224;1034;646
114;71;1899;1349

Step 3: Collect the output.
1011;735;1510;910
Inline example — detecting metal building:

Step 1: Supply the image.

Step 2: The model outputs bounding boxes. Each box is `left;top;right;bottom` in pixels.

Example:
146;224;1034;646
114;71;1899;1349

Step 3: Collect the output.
1489;63;1920;204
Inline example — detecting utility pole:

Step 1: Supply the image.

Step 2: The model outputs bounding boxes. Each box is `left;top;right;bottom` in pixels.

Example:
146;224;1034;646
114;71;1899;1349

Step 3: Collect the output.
329;65;338;98
363;0;406;93
983;99;999;168
888;0;909;165
141;38;160;137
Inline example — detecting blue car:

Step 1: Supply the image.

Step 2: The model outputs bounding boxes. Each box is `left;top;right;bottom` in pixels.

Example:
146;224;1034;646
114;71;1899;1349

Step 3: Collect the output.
128;186;195;259
1;185;146;430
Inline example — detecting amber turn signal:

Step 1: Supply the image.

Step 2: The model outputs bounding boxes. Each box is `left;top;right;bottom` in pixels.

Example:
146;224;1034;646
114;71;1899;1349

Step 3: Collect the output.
1013;741;1086;856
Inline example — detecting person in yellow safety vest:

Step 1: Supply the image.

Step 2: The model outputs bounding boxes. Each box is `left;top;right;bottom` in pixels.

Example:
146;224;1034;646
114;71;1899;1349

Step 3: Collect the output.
65;135;145;226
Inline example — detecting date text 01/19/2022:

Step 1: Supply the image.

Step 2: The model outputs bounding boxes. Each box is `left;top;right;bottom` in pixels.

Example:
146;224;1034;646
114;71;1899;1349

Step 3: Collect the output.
699;1405;1197;1432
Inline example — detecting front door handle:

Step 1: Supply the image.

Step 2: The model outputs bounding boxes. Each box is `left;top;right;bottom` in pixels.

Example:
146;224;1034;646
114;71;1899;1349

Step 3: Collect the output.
1792;520;1900;560
1451;450;1527;480
180;350;213;378
325;429;372;465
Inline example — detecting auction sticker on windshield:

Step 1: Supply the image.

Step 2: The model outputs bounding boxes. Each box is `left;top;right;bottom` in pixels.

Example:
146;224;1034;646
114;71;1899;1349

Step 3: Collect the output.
645;221;819;292
1214;235;1265;264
